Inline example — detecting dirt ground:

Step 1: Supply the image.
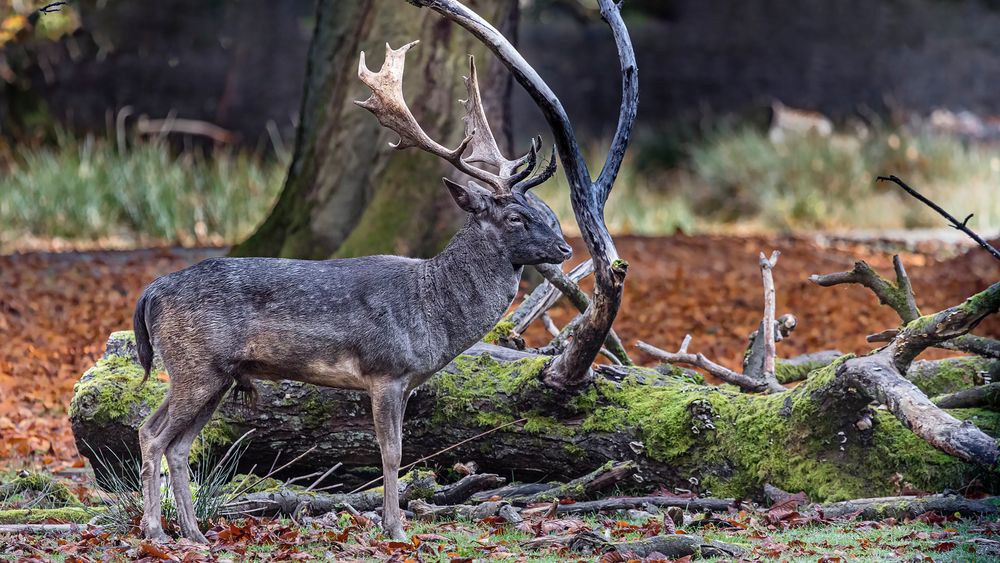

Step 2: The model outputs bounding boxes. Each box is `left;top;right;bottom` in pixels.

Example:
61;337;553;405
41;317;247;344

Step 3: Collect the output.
1;235;998;470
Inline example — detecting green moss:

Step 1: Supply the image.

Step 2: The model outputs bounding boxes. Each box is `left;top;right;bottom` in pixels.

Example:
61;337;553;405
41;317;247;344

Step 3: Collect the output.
774;359;825;384
902;313;938;333
523;414;573;437
563;443;586;458
0;507;97;524
400;468;438;500
429;353;551;426
482;317;515;345
107;330;137;346
223;474;285;495
956;284;1000;316
0;473;82;508
571;355;995;501
70;352;167;423
910;356;990;396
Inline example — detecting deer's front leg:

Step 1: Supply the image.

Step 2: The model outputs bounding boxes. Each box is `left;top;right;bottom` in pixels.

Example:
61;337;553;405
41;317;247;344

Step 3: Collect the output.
370;378;408;541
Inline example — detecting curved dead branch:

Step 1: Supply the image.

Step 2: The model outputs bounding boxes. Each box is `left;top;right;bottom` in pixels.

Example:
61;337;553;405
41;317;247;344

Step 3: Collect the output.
408;0;638;388
890;281;1000;373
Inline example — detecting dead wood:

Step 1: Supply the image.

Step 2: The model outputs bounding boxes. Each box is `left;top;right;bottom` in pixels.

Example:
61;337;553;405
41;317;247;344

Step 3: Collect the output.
744;314;797;380
934;383;1000;409
810;256;1000;359
407;498;509;521
757;251;782;388
521;530;744;559
430;473;506;505
74;331;998;503
810;257;921;323
511;260;593;334
818;494;998;520
637;337;779;392
513;461;637;504
470;482;558;503
0;524;94;535
555;496;738;514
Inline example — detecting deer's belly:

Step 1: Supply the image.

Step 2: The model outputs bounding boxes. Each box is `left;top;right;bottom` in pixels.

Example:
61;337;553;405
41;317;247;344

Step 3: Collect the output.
250;354;369;391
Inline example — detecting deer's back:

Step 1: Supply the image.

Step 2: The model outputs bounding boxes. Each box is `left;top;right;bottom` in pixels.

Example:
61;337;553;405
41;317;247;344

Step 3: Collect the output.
141;256;434;389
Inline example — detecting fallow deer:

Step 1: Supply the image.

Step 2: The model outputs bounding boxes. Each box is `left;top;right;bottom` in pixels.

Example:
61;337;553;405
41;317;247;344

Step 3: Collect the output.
134;40;570;543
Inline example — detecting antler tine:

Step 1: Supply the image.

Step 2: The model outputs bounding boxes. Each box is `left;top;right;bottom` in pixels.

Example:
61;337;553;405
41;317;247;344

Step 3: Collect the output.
508;137;541;186
514;145;558;194
356;41;499;189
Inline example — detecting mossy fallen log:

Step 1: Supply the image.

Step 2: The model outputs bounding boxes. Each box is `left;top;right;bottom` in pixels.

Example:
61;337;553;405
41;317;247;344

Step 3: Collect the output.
71;332;999;503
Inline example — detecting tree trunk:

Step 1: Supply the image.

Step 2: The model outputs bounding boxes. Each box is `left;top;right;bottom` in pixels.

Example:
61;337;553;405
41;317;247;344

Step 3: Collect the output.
230;0;518;259
71;332;999;501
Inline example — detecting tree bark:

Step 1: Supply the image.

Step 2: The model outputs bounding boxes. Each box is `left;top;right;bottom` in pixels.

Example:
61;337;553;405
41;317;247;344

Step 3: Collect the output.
71;332;999;502
230;0;518;259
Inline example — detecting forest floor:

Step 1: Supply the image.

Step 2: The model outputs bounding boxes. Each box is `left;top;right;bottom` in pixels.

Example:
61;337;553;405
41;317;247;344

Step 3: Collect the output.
1;234;999;561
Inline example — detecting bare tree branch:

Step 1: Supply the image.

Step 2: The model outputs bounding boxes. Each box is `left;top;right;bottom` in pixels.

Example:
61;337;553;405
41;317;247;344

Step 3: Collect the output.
637;337;781;393
408;0;637;388
839;352;998;467
877;175;1000;262
511;260;594;334
758;251;782;389
535;262;631;365
812;254;1000;359
809;258;920;323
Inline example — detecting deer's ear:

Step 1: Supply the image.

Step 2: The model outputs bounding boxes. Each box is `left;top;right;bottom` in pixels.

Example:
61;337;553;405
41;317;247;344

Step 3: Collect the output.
443;178;491;214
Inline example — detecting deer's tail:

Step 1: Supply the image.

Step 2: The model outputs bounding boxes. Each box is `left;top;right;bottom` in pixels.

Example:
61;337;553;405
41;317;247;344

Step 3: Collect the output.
134;291;155;386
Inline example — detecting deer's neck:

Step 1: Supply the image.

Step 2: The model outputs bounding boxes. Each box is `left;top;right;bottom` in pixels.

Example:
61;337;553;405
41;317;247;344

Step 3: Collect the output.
420;220;522;362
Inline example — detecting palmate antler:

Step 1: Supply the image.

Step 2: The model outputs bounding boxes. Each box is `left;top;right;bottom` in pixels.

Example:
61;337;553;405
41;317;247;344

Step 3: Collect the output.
355;40;555;196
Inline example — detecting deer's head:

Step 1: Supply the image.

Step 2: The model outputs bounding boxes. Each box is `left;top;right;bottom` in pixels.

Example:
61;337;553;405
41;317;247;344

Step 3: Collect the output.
356;41;571;266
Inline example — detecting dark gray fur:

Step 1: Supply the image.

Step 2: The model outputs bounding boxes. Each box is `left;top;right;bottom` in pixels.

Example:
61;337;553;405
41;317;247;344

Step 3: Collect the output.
134;180;570;543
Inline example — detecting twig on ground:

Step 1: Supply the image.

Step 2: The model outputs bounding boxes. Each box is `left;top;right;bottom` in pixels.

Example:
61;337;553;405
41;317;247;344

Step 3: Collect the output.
226;445;317;500
304;462;342;493
348;418;528;494
513;461;637;504
431;473;506;505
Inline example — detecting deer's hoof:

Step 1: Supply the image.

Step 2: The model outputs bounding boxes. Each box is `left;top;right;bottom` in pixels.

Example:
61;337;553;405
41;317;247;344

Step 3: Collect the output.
183;529;210;544
144;529;171;543
385;524;407;541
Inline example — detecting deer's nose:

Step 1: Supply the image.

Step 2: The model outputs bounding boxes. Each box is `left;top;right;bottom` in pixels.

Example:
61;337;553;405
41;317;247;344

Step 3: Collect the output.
557;242;573;259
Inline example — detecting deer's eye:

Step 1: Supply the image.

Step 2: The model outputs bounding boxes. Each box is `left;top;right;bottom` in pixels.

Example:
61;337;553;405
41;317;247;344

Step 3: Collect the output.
506;214;524;226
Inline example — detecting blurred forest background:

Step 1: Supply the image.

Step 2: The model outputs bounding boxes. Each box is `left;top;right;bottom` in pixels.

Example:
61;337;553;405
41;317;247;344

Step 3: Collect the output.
2;0;1000;253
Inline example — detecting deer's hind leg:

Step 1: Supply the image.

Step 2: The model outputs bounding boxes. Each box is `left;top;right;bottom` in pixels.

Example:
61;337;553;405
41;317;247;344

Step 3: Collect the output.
139;359;230;543
138;397;172;542
164;379;230;543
